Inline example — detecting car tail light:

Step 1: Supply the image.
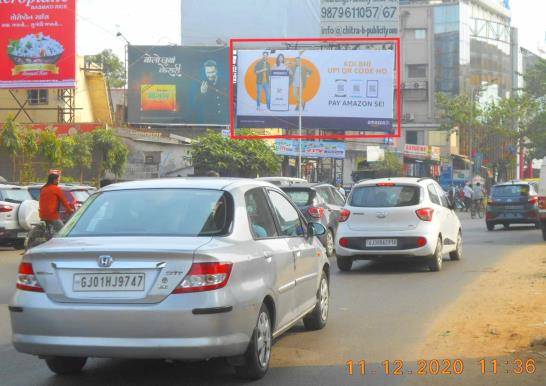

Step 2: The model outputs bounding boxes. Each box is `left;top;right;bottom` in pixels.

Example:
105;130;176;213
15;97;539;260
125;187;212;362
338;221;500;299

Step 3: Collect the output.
0;205;13;213
16;262;44;293
539;196;546;210
376;182;395;187
528;196;538;206
415;208;434;222
307;206;324;219
172;262;232;294
416;237;427;247
337;209;351;222
339;237;349;247
486;212;495;220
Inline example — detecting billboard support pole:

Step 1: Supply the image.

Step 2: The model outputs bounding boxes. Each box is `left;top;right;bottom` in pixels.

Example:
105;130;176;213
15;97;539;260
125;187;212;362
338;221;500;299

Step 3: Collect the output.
297;51;303;179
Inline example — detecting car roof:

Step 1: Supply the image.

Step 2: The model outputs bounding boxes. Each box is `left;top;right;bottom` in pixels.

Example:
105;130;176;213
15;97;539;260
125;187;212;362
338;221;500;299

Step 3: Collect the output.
280;182;334;189
493;180;531;187
0;184;26;190
354;177;425;187
101;178;275;192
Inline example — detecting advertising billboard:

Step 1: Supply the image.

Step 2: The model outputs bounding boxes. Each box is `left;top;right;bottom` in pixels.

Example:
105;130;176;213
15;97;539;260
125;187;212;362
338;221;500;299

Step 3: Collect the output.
0;0;76;89
127;46;229;126
236;49;395;132
274;140;346;159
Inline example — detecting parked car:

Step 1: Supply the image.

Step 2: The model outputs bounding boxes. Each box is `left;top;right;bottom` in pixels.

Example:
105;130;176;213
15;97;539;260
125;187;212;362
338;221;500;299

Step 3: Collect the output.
256;177;308;186
335;177;462;272
0;185;39;249
27;184;92;221
485;181;540;231
10;178;330;379
537;160;546;240
281;183;345;257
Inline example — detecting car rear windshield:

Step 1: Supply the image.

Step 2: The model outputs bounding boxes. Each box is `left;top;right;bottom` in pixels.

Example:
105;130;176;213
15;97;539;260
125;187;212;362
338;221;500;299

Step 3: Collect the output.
70;190;90;202
61;189;233;237
492;185;530;197
350;185;421;207
282;188;313;206
0;188;32;203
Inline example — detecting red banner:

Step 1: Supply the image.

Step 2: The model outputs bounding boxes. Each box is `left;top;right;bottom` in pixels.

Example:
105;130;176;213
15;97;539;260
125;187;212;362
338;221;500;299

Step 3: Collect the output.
0;0;76;89
28;123;102;135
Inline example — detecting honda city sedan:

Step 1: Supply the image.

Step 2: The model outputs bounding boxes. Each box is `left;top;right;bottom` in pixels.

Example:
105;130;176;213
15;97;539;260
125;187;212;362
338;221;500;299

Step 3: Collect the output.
10;178;330;380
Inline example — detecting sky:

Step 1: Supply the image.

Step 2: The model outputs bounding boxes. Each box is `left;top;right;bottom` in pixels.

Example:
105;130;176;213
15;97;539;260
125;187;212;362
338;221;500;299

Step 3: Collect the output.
76;0;545;59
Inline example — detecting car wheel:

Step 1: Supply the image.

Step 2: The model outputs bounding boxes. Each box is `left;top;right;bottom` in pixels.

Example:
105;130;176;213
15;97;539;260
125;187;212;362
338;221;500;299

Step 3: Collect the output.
325;230;335;257
449;231;462;261
486;222;495;231
234;304;272;380
542;226;546;241
13;239;25;250
428;237;443;272
336;256;353;272
303;272;329;331
45;357;87;375
503;223;510;230
535;222;541;230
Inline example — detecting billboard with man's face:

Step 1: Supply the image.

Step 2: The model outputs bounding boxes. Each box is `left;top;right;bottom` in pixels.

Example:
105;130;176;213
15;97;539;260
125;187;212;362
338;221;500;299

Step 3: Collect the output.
127;46;229;126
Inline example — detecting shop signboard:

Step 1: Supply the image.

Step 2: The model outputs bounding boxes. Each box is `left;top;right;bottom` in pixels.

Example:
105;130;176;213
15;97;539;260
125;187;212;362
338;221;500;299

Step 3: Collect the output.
274;140;346;159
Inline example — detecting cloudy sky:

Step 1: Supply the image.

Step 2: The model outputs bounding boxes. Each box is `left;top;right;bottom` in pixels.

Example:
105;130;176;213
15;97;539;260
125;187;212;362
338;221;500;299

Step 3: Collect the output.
76;0;545;58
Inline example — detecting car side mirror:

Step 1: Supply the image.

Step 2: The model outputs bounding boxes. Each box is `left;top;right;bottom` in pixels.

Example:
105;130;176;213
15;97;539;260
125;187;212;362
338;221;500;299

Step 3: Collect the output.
308;222;326;237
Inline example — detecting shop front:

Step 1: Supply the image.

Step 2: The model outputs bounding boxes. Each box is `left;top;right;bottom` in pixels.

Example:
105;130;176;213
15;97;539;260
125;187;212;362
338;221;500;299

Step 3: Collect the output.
403;144;441;178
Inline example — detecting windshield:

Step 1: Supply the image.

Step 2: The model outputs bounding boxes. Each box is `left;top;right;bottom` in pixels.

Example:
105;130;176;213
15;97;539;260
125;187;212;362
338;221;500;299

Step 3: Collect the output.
492;185;530;197
0;188;32;203
70;190;90;202
60;189;232;237
282;189;313;206
350;185;421;207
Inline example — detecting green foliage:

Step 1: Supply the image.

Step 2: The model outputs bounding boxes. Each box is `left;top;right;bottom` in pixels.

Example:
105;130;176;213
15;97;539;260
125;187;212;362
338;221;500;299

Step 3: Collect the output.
85;49;126;88
92;127;129;181
70;133;94;182
523;58;546;99
38;127;62;169
370;151;403;177
18;127;39;183
523;59;546;160
436;93;480;134
191;130;281;177
0;117;21;178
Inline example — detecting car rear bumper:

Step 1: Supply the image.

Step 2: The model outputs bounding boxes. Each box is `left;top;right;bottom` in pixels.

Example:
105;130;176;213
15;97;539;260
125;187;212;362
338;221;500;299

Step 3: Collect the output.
486;210;539;224
10;291;255;360
0;227;26;243
335;235;436;257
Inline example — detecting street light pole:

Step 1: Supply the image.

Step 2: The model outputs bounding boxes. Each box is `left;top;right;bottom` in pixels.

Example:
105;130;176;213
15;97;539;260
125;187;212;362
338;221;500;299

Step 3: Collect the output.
116;32;130;123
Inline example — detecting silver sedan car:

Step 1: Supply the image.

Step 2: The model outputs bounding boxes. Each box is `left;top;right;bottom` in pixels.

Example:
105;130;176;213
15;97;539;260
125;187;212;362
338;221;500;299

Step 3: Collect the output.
10;178;330;380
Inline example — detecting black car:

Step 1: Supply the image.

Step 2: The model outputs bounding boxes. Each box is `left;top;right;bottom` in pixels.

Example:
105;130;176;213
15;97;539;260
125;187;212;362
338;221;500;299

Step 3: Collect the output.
281;183;345;257
486;181;541;231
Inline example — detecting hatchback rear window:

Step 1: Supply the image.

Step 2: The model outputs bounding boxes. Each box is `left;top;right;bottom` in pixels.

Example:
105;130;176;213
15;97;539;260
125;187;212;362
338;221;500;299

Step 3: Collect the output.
350;185;421;207
71;190;90;202
492;185;529;197
282;189;313;206
61;189;232;237
0;188;32;203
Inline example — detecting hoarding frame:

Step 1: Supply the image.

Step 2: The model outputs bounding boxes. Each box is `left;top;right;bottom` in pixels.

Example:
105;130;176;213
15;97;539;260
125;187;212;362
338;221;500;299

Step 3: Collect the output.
230;37;401;140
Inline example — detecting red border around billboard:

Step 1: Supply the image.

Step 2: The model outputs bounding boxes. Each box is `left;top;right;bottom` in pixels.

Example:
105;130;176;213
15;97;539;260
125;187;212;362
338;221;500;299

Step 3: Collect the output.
230;37;401;140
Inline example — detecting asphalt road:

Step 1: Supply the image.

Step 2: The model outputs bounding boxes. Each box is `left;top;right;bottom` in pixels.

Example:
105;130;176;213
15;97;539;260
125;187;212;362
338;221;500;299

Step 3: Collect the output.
0;214;544;386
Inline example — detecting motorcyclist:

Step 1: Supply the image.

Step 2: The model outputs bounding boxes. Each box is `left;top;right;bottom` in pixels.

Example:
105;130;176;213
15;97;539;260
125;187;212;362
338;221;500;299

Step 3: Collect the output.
39;173;74;233
471;182;486;214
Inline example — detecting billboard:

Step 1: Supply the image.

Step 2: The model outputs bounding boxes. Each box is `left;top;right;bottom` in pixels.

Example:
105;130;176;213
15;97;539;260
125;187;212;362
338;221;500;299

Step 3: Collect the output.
0;0;76;89
236;49;394;132
127;46;229;126
274;140;346;159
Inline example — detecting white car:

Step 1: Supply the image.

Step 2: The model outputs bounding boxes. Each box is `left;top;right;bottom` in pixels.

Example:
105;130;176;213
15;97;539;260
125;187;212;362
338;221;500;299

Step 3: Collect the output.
0;185;39;250
335;177;462;272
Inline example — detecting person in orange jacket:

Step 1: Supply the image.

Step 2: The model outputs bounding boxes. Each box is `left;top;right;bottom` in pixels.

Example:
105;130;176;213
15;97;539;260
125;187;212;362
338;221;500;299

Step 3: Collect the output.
39;174;74;233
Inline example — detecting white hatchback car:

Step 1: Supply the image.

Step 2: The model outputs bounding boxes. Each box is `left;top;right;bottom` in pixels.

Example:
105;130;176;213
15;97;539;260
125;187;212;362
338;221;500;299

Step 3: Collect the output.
335;178;462;272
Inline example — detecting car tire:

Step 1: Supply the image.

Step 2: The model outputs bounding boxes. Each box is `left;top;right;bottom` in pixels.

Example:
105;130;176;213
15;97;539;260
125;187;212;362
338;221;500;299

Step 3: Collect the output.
486;222;495;231
336;256;353;272
428;237;443;272
503;223;510;230
449;231;462;261
45;357;87;375
535;222;541;230
542;226;546;241
234;304;272;380
13;239;25;250
325;230;335;257
303;272;329;331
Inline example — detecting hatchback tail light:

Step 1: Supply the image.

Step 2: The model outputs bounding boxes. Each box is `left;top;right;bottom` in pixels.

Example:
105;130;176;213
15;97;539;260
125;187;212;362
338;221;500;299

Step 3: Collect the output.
16;262;44;293
307;206;324;219
0;205;13;213
416;237;427;247
539;196;546;210
339;237;349;247
415;208;434;222
337;209;351;222
172;262;232;294
528;196;538;206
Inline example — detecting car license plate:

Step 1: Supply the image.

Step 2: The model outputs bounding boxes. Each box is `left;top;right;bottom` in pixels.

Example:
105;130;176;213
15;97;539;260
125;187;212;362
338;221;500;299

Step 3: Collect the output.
73;273;145;292
366;239;397;248
17;232;28;238
505;206;523;210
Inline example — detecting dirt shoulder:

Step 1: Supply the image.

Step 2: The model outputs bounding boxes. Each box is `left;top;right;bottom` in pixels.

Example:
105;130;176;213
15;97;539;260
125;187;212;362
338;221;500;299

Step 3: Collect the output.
420;244;546;359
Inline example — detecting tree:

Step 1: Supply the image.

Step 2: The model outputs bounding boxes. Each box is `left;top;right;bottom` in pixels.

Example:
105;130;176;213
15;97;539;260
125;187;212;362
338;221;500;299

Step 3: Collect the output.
0;117;21;180
69;133;93;182
370;151;403;177
191;130;281;177
523;58;546;161
38;127;62;171
85;49;126;88
92;127;129;184
523;58;546;99
18;127;39;183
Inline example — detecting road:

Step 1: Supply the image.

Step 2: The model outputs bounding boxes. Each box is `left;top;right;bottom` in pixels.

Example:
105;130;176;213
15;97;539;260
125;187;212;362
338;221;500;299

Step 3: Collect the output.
0;215;544;385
